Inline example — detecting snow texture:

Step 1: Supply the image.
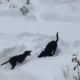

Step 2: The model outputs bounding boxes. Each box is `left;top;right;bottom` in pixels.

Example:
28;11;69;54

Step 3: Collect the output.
0;32;79;80
0;0;80;80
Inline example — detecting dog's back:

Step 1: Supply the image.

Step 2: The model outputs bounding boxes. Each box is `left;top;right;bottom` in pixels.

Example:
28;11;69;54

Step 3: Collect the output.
38;32;59;57
10;50;31;63
43;32;59;53
1;50;31;69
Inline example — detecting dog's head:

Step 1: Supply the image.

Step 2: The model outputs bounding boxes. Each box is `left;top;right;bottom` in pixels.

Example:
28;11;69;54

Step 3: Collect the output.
27;50;32;55
24;50;31;56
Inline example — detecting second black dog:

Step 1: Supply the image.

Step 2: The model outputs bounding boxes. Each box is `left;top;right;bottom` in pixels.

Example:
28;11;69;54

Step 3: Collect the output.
1;50;31;69
38;32;59;58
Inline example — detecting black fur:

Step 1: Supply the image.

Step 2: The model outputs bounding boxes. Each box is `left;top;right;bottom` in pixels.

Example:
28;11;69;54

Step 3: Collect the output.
38;32;59;58
1;50;31;69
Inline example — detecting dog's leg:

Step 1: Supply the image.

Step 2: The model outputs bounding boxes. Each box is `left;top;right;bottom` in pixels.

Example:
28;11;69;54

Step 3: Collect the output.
10;62;16;69
53;48;57;55
11;64;16;69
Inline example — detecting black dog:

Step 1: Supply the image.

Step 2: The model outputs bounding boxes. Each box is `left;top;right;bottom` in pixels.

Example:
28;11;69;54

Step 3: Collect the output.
1;50;31;69
38;32;59;58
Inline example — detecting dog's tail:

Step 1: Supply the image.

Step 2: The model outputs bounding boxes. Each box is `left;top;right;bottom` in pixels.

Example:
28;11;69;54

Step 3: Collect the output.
56;32;59;42
1;61;9;65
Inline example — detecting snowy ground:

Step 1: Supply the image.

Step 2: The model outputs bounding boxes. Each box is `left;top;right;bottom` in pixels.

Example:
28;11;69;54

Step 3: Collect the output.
0;0;80;21
0;32;79;80
0;0;80;80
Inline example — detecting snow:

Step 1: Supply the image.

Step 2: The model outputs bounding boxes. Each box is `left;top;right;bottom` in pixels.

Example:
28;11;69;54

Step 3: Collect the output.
0;18;80;42
0;0;80;21
30;0;80;21
0;0;80;80
0;32;79;80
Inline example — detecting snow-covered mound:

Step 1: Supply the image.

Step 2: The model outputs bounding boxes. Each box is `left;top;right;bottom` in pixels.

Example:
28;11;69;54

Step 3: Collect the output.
40;0;80;21
0;0;80;21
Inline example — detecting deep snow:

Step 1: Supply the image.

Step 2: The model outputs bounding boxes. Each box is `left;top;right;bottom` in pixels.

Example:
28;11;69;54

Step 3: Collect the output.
0;0;80;80
0;32;79;80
